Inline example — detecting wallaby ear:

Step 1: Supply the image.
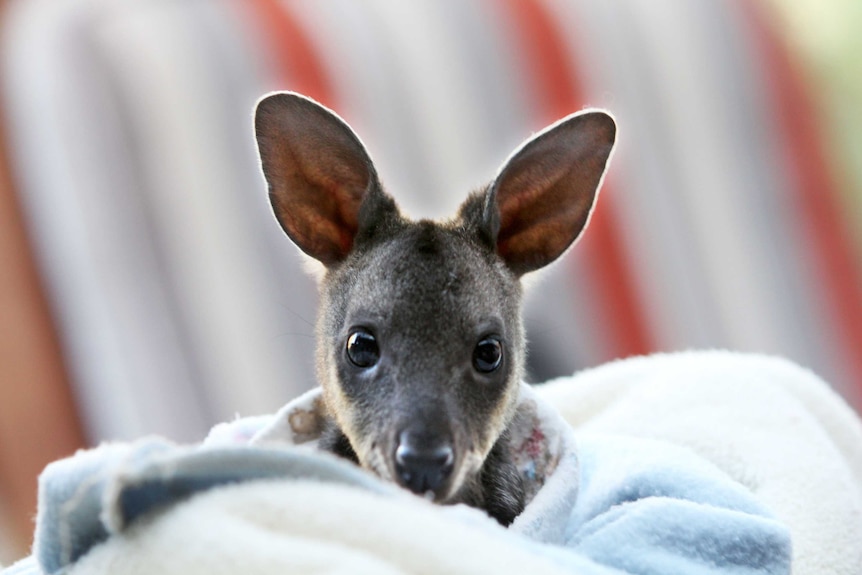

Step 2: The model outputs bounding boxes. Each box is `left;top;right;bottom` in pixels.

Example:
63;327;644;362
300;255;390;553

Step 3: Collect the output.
255;92;388;265
481;110;616;276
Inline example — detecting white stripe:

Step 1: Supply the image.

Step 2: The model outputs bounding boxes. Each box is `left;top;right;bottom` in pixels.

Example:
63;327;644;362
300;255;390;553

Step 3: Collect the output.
96;1;301;424
355;0;489;219
3;0;210;441
719;4;847;387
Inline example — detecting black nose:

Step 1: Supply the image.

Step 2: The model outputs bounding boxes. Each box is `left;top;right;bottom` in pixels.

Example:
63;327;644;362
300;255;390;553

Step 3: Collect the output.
394;430;454;496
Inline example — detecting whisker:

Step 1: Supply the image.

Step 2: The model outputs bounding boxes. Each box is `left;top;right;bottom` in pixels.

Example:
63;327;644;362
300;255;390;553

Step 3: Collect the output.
277;303;316;328
272;332;315;341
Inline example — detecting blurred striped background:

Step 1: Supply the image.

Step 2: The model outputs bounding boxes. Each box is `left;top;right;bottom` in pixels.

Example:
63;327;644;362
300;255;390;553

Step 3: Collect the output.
1;0;860;562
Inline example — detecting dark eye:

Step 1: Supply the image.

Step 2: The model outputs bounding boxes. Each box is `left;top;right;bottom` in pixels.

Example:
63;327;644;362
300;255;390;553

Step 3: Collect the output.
473;337;503;373
346;329;379;368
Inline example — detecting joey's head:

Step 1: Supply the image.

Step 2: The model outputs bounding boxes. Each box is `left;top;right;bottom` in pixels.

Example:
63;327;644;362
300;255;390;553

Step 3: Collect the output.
254;92;616;503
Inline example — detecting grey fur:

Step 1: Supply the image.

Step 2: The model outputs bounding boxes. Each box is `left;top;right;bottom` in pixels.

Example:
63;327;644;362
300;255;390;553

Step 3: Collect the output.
254;92;616;526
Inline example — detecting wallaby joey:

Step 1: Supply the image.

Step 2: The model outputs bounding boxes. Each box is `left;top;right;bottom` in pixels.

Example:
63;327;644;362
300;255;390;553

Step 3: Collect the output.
254;92;616;526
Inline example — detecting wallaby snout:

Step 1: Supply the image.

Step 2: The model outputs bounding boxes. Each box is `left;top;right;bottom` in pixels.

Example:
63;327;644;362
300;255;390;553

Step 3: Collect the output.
394;428;455;496
390;402;458;498
254;91;616;525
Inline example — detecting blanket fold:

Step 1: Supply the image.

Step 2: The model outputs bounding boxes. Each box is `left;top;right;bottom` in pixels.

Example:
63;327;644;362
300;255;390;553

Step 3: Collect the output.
33;440;396;574
6;375;797;575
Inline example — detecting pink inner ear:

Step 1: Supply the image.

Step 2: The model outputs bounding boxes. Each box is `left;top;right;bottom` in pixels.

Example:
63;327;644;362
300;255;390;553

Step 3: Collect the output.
492;125;612;276
273;177;367;265
498;215;588;274
256;93;376;265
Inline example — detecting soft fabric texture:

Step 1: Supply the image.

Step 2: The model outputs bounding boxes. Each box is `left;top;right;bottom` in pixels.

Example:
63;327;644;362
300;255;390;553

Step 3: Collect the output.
8;441;790;575
537;351;862;575
8;350;860;574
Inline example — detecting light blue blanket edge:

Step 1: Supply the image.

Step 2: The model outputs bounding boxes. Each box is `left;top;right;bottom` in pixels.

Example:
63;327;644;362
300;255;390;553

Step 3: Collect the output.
4;431;790;575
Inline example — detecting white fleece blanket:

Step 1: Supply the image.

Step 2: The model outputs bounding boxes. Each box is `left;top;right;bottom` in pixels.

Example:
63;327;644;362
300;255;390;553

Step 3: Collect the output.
538;350;862;575
6;351;860;574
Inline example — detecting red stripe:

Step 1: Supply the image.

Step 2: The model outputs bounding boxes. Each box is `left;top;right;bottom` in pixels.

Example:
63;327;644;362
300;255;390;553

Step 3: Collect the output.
243;0;337;109
496;0;655;360
741;2;862;402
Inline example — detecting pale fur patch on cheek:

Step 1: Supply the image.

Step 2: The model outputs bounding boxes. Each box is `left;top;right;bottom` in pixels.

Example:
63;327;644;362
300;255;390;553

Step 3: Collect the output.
476;377;521;456
322;377;393;481
320;365;365;453
321;366;349;424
